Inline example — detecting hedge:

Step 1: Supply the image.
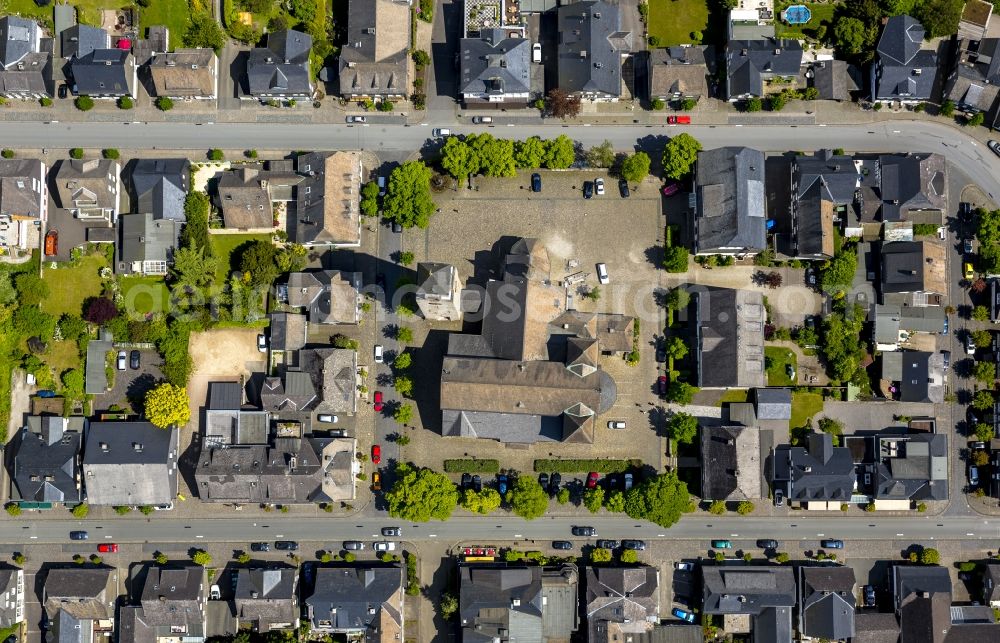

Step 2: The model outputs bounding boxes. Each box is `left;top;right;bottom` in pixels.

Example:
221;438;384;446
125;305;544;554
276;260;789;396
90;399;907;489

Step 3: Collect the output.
534;459;641;473
443;459;500;473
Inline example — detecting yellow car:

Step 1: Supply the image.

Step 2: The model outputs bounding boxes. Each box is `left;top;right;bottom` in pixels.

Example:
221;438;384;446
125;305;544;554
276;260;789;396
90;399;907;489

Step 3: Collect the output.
965;263;975;280
372;471;381;491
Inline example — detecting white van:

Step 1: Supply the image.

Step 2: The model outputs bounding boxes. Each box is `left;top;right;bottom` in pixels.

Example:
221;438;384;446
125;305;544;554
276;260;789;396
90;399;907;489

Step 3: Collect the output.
433;128;451;137
472;116;493;124
532;43;542;63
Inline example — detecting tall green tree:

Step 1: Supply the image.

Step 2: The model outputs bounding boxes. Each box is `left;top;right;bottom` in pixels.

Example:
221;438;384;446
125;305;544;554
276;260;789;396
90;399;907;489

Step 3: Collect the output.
832;17;875;57
385;463;458;521
586;140;616;168
384;161;436;229
508;476;549;520
666;412;698;444
440;136;479;182
171;246;218;287
514;137;546;168
662;134;702;180
665;336;688;360
623;472;689;528
619;152;651;183
236;240;279;286
180;192;211;252
184;12;226;51
914;0;964;38
543;135;576;169
468;134;515;177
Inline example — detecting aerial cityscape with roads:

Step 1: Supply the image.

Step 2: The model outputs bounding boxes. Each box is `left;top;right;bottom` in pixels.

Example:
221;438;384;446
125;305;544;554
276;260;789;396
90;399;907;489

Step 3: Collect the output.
1;0;1000;641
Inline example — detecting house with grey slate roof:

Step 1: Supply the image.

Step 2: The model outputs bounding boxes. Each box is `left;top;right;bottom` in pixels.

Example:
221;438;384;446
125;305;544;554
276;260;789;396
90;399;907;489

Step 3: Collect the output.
43;567;118;643
53;158;122;222
873;303;947;351
234;566;299;633
260;347;358;415
202;381;268;446
692;287;766;389
0;157;47;251
887;565;1000;642
458;563;579;642
880;241;948;307
459;28;531;107
772;432;855;506
338;0;410;101
82;421;178;506
70;48;135;98
945;38;1000;127
805;59;860;101
118;565;207;642
10;415;84;504
416;262;463;321
798;566;856;641
871;432;948;501
291;151;362;248
0;16;51;99
584;566;662;642
0;566;23;628
61;24;108;60
556;1;632;101
245;29;313;100
701;425;762;501
701;566;795;642
648;45;712;102
872;153;948;223
285;270;361;324
116;212;181;275
304;565;404;639
692;147;767;256
130;158;190;222
754;388;791;421
724;38;803;100
881;350;945;403
268;312;308;354
871;15;938;103
789;149;861;260
984;564;1000;607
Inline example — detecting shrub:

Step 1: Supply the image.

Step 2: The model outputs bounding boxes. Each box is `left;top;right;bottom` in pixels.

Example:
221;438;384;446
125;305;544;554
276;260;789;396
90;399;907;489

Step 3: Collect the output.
102;148;119;160
344;552;356;563
155;96;174;111
444;459;500;473
71;503;89;518
4;503;20;517
736;501;754;515
245;149;258;159
745;97;762;112
775;552;790;563
154;551;168;564
940;100;955;117
708;500;726;515
0;149;12;159
75;96;94;111
69;147;84;159
556;488;570;504
207;149;224;161
12;553;25;565
117;96;133;109
191;550;212;566
533;459;640;473
40;97;52;107
651;98;665;110
916;502;927;513
647;35;661;47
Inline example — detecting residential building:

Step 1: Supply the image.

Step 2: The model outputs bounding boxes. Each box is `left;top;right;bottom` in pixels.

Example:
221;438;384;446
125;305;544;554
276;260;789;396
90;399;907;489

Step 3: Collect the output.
702;566;796;641
893;566;953;643
43;567;117;643
701;425;762;501
692;287;766;389
880;241;948;307
291;151;362;247
53;158;121;222
869;432;948;502
872;304;947;351
284;270;361;324
0;567;23;629
0;16;51;98
215;162;301;229
871;15;938;103
416;262;463;321
458;563;579;641
234;566;299;632
304;565;404;639
260;347;358;415
130;158;190;222
959;0;993;40
10;415;84;504
338;0;410;101
772;432;855;506
0;158;46;251
459;29;531;107
692;147;767;255
201;381;269;446
648;45;711;102
881;350;946;403
81;421;178;506
116;212;181;275
983;564;1000;607
806;59;860;101
789;149;861;260
149;48;218;99
118;565;207;642
724;38;803;100
440;239;629;444
868;153;948;223
268;312;308;354
61;24;109;60
585;566;663;642
556;1;632;101
945;38;1000;127
754;388;792;426
854;612;901;643
70;48;135;98
245;29;313;99
798;566;856;641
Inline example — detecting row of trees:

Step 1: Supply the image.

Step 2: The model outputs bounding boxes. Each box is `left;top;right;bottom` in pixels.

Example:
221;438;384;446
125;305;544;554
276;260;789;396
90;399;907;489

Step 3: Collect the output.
975;207;1000;274
440;134;576;182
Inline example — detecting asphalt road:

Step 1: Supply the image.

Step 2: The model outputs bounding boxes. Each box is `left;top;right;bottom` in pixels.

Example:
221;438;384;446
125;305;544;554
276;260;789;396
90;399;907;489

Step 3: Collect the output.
18;120;1000;197
10;514;1000;545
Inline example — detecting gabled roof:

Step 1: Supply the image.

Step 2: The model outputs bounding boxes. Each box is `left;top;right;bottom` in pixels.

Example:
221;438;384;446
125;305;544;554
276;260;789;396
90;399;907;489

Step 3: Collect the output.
649;46;712;98
873;433;948;500
54;158;120;215
854;612;901;643
877;154;947;221
131;158;190;221
772;432;855;502
701;425;761;500
585;566;659;642
44;567;116;629
298;347;358;414
194;438;325;503
693;288;766;388
71;48;133;96
877;15;926;66
880;350;945;403
149;48;217;98
810;59;860;100
754;388;792;420
61;24;108;59
12;416;83;503
893;565;952;643
459;30;531;96
0;16;38;68
337;0;409;96
286;270;360;324
0;567;20;628
82;421;178;505
556;0;631;97
881;241;947;297
725;38;803;98
701;566;796;615
247;29;312;96
799;566;856;640
268;312;307;353
304;565;403;634
125;565;205;639
117;212;181;269
694;147;767;253
234;566;298;631
873;15;937;100
291;151;362;246
0;158;45;220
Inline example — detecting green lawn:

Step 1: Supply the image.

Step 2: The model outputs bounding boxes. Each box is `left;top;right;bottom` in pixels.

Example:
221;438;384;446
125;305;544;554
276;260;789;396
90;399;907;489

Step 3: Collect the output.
138;0;191;49
774;2;835;39
4;0;127;28
647;0;709;46
44;340;83;379
790;391;824;429
765;346;797;386
40;253;108;318
120;275;171;316
210;233;271;283
715;389;750;406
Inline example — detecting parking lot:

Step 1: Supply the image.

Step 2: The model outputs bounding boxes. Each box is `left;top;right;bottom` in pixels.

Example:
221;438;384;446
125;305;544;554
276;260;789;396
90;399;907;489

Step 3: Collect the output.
95;348;164;414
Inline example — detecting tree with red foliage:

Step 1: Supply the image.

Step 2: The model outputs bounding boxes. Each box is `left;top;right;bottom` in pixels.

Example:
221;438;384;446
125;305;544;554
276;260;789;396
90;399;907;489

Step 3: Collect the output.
545;89;581;120
971;278;987;294
83;297;118;324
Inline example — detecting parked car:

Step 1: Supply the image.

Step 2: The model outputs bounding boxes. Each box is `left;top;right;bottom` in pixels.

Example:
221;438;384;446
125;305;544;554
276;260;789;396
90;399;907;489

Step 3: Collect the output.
461;473;472;489
372;471;381;491
374;344;384;363
820;539;844;549
497;474;508;495
583;181;594;199
864;585;876;607
711;540;732;549
674;561;695;571
347;115;367;123
58;84;68;99
989;140;1000;157
343;541;365;551
374;542;396;551
373;391;383;412
672;608;696;623
586;472;599;489
432;128;451;137
607;420;626;429
377;176;386;196
967;335;977;355
257;334;267;352
657;375;667;395
97;543;118;553
531;173;541;193
210;585;221;600
970;465;980;486
472;474;482;492
964;239;974;255
532;43;542;62
552;541;573;550
965;262;976;280
538;472;549;489
472;116;493;124
756;539;779;549
595;178;605;196
116;351;127;371
317;414;338;423
571;526;596;537
382;527;402;537
596;262;609;284
129;350;140;370
153;502;173;511
596;540;620;550
774;489;784;506
44;229;58;256
250;542;270;552
942;317;949;335
392;221;403;233
941;350;951;368
656;347;667;362
618;178;630;198
624;473;633;490
275;541;299;551
667;115;691;125
805;267;817;286
548;472;561;494
621;539;646;550
662;182;681;197
372;444;381;464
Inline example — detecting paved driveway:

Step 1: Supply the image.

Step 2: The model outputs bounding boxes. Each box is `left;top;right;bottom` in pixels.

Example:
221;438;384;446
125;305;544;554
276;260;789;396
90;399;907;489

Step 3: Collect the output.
95;349;164;414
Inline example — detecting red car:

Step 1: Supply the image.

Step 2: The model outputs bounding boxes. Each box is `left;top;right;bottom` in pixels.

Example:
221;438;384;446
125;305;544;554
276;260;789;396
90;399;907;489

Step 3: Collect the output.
373;391;383;412
657;375;667;395
662;182;681;197
97;543;118;553
372;444;381;464
586;472;599;489
667;115;691;124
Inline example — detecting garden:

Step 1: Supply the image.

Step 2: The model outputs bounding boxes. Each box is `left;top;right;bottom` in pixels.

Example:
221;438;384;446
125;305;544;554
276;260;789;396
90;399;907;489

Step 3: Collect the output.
646;0;709;46
774;1;835;40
